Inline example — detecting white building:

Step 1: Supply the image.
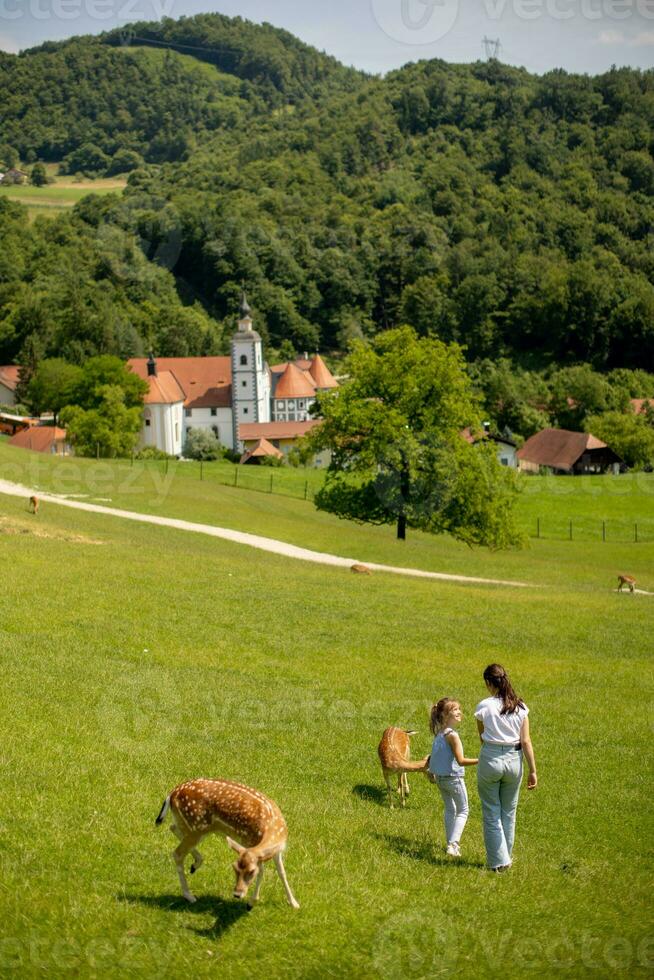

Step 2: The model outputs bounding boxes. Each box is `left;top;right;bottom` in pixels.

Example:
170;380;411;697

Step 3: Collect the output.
128;296;338;456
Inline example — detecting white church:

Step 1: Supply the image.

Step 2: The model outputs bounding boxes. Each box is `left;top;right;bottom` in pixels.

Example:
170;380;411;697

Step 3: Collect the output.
128;296;338;458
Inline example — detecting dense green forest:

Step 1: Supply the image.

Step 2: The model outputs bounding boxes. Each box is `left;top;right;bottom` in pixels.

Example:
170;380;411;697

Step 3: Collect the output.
1;13;654;395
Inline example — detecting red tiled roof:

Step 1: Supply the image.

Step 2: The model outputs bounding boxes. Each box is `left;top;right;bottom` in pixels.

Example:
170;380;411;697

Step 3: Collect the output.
274;362;316;399
631;398;654;415
9;426;67;453
517;428;608;471
309;354;338;389
143;371;185;405
128;357;232;408
239;420;320;440
240;438;284;463
0;365;20;391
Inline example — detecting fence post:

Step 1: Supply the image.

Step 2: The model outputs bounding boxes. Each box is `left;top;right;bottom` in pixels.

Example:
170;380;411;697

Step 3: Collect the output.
165;457;169;476
569;520;572;541
200;460;203;481
235;466;238;487
536;517;540;539
304;480;308;501
96;442;100;459
269;473;273;493
602;520;606;543
131;450;134;468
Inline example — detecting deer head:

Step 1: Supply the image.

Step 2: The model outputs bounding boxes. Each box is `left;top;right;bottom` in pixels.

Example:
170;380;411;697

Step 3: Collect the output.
227;837;277;899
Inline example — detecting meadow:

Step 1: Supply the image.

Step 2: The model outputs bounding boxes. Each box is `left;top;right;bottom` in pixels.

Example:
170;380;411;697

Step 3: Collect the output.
0;441;652;978
0;169;126;221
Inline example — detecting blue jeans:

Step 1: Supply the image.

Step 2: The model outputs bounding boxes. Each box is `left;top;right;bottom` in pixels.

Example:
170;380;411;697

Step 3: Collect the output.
477;744;523;868
435;776;469;845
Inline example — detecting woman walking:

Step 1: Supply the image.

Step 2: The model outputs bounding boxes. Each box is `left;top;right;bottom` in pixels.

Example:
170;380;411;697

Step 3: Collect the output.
474;664;537;871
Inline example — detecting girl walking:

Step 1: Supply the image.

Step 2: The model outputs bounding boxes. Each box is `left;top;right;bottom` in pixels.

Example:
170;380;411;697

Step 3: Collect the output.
475;664;537;871
428;698;478;856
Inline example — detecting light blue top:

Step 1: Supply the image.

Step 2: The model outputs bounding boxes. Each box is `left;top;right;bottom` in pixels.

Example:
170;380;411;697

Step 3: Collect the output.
428;727;464;778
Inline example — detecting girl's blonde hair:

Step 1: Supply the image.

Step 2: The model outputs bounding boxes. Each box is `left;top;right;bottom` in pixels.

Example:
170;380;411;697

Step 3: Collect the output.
429;697;459;735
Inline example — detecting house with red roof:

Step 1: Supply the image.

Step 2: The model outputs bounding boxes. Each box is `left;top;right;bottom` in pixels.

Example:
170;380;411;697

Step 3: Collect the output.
0;365;20;406
128;296;338;459
8;426;69;455
517;428;623;475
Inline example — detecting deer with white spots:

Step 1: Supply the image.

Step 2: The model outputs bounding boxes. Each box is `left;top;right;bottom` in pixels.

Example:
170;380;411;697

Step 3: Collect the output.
155;778;299;908
378;727;429;808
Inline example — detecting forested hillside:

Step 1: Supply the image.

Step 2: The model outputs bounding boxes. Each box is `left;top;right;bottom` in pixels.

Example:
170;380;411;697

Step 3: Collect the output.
1;14;654;383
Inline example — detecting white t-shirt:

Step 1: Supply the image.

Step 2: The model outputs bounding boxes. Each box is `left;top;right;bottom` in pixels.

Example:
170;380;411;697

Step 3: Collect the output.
474;696;528;744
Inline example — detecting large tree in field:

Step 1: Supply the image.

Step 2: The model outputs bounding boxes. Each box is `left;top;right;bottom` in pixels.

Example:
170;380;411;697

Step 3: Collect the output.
308;327;523;547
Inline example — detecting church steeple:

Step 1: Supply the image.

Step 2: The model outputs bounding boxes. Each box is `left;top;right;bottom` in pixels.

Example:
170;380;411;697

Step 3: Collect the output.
231;294;270;448
239;292;252;322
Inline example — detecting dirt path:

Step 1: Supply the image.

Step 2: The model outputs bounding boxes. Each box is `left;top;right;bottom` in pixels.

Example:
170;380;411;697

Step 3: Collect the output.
0;477;534;589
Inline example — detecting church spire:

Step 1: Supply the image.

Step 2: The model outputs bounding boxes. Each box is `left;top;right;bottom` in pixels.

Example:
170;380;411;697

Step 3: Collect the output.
239;291;252;321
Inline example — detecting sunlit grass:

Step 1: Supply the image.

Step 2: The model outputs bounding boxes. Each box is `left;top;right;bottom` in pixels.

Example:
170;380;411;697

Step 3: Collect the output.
0;485;651;978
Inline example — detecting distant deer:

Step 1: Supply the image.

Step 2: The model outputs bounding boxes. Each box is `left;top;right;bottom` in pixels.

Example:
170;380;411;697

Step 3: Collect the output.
378;727;429;808
351;563;371;575
617;574;636;593
28;495;39;515
156;778;299;908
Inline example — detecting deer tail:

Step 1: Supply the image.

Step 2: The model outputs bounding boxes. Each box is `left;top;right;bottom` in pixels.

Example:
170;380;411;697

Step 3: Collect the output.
404;730;418;737
155;795;171;826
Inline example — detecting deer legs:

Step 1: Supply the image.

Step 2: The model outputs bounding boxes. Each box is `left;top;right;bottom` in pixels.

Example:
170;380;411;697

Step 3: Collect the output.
250;863;265;904
273;852;300;909
170;825;204;874
171;829;203;902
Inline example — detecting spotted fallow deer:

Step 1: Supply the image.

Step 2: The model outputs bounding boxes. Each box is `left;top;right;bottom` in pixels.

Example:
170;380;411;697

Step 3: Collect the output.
28;495;39;514
617;574;636;593
155;779;299;908
378;727;429;808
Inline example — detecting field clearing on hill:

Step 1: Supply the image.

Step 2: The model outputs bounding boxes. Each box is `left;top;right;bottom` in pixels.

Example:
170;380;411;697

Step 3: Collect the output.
0;477;651;978
0;173;127;219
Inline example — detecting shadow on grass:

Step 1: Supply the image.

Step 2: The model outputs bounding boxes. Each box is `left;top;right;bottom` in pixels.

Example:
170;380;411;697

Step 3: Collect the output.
375;833;485;869
120;893;251;940
352;783;388;806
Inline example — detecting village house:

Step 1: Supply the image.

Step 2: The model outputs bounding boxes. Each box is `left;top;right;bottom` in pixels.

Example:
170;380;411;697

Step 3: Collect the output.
517;428;623;475
0;168;29;185
8;425;69;455
127;296;338;459
0;365;20;405
461;424;518;468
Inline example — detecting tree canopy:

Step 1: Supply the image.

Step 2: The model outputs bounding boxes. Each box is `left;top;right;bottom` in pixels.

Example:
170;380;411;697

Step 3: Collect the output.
308;327;523;547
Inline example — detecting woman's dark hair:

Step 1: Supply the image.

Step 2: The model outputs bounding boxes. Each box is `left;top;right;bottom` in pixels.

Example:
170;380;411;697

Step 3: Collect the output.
483;664;525;715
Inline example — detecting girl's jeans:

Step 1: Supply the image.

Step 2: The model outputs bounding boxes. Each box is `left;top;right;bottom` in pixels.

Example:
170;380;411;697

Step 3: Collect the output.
477;744;523;868
436;776;469;845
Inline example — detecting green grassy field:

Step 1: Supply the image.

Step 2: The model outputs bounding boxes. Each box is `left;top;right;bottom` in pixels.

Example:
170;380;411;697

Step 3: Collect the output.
0;439;652;590
0;463;652;978
0;172;127;220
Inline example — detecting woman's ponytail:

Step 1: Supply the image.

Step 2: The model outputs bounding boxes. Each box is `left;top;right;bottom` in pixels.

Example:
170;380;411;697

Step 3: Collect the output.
483;663;525;715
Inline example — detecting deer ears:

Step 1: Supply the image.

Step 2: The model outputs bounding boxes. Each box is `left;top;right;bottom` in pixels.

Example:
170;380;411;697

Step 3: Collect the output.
226;836;245;855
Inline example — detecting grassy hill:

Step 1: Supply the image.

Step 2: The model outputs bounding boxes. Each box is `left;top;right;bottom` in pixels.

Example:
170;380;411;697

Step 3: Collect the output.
1;439;653;586
0;454;651;977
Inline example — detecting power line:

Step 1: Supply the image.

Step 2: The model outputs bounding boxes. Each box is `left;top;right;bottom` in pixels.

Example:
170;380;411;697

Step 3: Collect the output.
482;36;502;60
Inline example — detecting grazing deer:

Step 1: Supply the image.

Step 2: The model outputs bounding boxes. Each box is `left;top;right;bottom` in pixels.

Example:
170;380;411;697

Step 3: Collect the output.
617;574;636;593
28;495;39;514
378;727;428;808
155;778;299;908
351;563;371;575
